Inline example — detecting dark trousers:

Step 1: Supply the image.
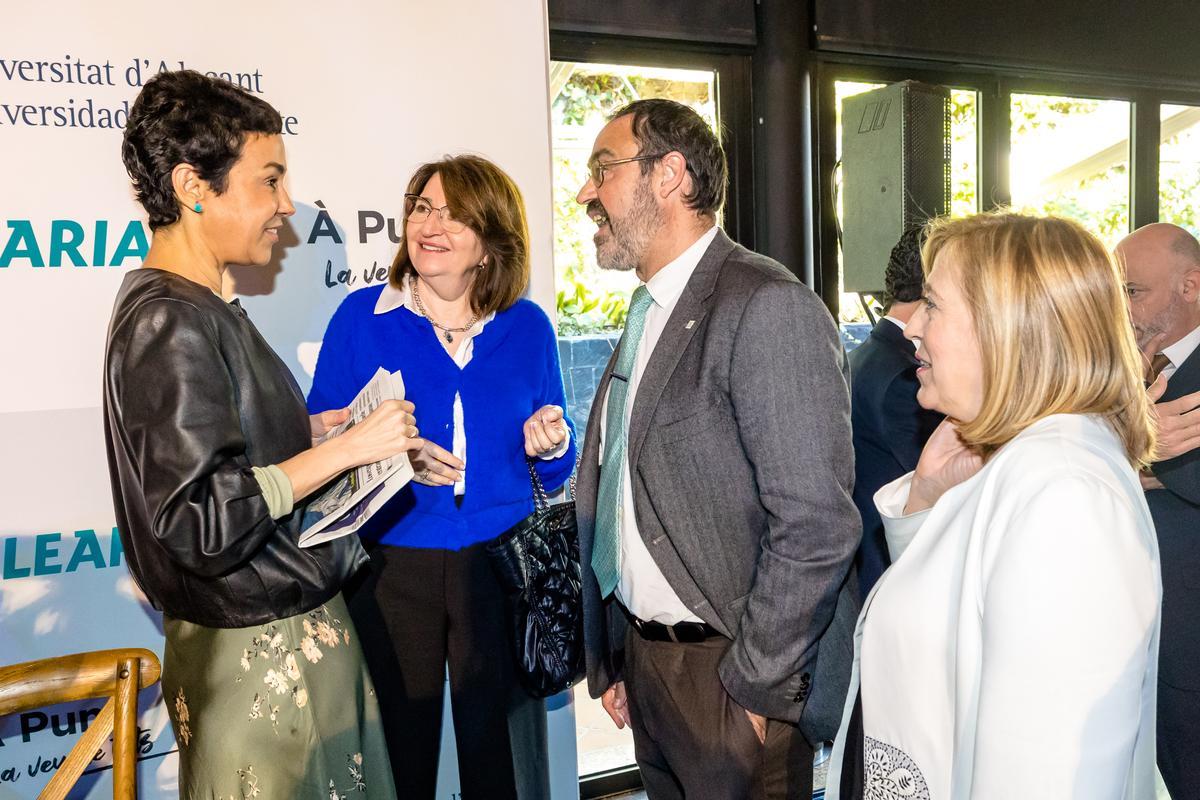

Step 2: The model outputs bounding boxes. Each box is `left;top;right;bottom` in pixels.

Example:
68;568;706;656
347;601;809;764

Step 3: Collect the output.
1159;680;1200;800
623;629;815;800
344;542;526;800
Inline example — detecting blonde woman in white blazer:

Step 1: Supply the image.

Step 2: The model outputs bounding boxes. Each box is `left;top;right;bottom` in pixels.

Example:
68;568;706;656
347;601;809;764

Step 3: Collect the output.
826;213;1161;800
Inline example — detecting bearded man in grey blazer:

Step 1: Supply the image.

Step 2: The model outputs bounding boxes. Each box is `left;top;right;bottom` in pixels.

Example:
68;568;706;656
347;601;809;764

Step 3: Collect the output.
574;98;860;799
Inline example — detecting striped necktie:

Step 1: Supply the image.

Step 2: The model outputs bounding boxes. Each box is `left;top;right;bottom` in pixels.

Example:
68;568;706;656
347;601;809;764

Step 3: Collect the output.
591;285;654;598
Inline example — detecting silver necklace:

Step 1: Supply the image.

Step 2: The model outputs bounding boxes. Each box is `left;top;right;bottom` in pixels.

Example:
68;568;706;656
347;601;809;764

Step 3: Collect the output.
411;282;479;343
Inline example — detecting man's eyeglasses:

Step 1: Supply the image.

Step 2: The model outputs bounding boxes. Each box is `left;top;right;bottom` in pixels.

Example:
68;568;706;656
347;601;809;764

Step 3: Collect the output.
588;153;667;188
404;194;467;234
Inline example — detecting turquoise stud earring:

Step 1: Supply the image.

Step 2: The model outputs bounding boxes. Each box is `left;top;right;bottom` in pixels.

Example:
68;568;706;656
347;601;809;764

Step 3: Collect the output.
193;202;203;213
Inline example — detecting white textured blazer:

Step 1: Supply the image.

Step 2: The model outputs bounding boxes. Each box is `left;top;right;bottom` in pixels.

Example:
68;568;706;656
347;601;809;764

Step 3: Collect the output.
826;414;1161;800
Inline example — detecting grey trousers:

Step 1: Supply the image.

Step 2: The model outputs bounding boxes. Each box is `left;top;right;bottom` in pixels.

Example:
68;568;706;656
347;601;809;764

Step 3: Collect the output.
623;629;814;800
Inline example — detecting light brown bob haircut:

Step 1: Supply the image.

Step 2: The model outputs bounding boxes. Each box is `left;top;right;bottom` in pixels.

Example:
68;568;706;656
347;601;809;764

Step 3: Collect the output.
389;154;529;316
922;212;1155;466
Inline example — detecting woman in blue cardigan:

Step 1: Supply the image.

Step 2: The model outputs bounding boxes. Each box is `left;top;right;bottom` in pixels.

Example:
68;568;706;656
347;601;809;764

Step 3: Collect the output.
308;154;576;800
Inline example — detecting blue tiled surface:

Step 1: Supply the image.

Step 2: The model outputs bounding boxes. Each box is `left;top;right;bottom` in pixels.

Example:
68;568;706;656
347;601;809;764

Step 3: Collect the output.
841;322;872;353
557;324;872;443
558;333;620;446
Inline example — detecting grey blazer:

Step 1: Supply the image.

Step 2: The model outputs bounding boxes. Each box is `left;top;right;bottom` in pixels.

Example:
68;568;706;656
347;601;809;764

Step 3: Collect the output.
576;230;862;743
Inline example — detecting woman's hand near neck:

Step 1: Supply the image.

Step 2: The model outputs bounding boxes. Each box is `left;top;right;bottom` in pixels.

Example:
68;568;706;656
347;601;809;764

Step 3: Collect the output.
142;223;226;296
414;271;476;327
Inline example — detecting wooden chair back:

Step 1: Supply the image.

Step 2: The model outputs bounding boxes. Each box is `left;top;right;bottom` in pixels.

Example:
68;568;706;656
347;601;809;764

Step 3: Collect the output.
0;648;162;800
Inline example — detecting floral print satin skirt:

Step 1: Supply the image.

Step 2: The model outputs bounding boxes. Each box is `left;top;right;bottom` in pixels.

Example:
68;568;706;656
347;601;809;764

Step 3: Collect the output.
162;593;396;799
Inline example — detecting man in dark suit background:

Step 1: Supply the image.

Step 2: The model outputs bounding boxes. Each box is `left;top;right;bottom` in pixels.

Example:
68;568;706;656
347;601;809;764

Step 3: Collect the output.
1116;222;1200;800
573;98;860;799
848;227;943;595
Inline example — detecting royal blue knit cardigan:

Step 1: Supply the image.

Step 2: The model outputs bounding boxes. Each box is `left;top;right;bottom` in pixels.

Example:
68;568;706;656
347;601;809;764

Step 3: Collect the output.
307;285;576;550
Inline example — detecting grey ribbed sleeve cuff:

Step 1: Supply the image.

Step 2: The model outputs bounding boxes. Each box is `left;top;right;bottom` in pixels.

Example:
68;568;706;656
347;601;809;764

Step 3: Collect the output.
252;464;295;519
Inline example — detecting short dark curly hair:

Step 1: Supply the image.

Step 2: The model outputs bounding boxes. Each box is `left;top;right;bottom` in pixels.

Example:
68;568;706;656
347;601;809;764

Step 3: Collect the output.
122;70;282;230
609;98;727;218
882;226;929;310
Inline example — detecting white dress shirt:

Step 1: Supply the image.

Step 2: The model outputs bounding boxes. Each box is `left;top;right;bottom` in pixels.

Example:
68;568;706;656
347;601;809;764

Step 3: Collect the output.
600;225;719;624
1160;322;1200;381
375;276;568;496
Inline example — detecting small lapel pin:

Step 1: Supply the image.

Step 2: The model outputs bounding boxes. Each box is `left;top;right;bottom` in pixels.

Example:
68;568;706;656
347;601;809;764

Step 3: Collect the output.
685;320;695;329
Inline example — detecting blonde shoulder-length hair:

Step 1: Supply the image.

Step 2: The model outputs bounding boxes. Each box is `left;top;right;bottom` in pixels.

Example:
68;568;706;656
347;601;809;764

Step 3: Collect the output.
922;212;1155;466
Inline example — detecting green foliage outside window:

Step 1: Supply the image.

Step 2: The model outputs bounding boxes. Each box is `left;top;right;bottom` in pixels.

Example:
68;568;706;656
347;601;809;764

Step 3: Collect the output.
1009;94;1131;249
1159;104;1200;237
949;91;978;218
556;269;630;336
1162;168;1200;233
552;65;717;334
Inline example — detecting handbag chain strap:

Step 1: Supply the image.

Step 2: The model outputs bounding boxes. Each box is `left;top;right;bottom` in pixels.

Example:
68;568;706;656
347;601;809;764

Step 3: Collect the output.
526;451;583;510
527;460;550;512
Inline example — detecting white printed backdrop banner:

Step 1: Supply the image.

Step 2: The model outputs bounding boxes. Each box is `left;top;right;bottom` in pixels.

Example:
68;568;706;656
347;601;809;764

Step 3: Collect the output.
0;2;577;797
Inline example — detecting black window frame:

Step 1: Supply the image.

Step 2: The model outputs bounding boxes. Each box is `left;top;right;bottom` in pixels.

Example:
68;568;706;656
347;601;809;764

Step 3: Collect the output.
545;32;1200;799
551;32;756;253
548;34;755;799
812;52;1200;317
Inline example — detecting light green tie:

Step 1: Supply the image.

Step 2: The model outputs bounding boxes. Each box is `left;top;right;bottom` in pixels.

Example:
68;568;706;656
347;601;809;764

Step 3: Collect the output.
592;285;654;598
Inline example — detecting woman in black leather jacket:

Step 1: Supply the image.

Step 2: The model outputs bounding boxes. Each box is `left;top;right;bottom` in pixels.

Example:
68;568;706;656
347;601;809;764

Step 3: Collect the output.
102;70;415;799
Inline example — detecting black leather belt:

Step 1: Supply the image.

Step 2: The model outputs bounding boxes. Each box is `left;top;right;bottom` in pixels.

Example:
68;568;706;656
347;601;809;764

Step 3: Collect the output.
622;605;722;643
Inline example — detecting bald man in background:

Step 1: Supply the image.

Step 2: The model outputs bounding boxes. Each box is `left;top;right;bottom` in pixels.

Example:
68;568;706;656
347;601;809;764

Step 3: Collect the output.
1117;223;1200;799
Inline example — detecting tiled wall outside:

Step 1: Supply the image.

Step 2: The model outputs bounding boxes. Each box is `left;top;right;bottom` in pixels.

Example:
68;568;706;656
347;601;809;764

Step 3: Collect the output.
557;333;619;447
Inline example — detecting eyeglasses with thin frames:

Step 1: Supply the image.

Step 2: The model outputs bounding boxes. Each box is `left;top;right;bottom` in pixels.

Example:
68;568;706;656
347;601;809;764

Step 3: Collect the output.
588;153;668;188
404;194;467;234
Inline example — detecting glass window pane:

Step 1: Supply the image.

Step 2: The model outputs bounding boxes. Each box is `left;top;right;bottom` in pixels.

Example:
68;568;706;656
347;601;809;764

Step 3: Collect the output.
834;81;977;327
1159;103;1200;235
1009;93;1131;249
950;89;979;218
551;62;718;337
550;60;718;781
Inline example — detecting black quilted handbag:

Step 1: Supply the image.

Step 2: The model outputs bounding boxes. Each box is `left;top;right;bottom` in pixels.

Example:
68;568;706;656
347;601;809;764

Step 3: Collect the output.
486;461;584;698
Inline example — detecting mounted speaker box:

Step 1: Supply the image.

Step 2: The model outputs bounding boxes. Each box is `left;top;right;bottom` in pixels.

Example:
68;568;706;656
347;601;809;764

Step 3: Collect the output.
841;80;951;293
